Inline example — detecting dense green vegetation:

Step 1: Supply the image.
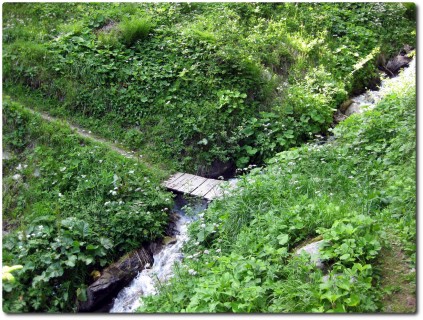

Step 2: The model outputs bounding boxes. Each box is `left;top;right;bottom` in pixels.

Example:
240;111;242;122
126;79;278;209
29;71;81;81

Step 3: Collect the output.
2;98;173;312
3;2;415;171
2;2;415;314
140;59;416;313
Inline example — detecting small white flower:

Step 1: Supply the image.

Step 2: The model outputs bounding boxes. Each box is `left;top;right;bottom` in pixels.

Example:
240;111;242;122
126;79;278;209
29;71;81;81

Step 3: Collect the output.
58;192;63;198
201;223;206;228
81;175;86;178
104;201;111;206
128;170;134;174
195;242;200;246
135;187;142;192
109;190;117;196
60;167;66;172
348;176;354;179
203;250;209;254
99;160;103;163
216;248;221;253
188;269;197;275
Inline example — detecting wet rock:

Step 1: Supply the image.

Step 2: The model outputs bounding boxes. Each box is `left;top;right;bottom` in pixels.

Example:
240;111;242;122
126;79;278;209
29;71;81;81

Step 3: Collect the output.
344;102;361;116
333;110;347;124
162;236;177;245
339;99;353;113
148;242;163;255
295;240;325;270
386;55;412;75
78;246;153;312
385;45;413;76
164;212;181;237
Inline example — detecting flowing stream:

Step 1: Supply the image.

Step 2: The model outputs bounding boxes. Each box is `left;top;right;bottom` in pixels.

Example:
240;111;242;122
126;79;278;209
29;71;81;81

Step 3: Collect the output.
342;58;415;116
109;194;208;313
108;57;414;313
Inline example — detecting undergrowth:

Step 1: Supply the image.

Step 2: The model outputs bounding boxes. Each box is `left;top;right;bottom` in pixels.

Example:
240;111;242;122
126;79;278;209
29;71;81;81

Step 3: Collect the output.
138;57;416;313
2;98;173;312
2;2;415;171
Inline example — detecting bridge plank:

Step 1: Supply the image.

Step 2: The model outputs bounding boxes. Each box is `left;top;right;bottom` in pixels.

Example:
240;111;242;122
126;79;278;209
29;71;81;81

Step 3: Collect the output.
190;179;223;198
203;185;224;200
178;176;208;193
162;172;184;187
165;173;197;190
163;172;225;200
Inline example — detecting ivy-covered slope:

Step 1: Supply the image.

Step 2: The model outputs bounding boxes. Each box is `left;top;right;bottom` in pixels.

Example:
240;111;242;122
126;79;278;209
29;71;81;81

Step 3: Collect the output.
2;2;415;171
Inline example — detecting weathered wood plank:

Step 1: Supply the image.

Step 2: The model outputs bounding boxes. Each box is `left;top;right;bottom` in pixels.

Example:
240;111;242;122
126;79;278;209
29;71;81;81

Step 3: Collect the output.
166;173;197;190
203;185;224;200
178;176;208;194
162;172;184;187
190;179;223;198
163;172;227;200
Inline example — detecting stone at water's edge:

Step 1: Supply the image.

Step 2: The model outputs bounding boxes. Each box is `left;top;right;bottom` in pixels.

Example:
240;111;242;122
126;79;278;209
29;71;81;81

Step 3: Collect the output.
339;99;353;113
78;246;153;312
295;239;325;270
162;236;177;245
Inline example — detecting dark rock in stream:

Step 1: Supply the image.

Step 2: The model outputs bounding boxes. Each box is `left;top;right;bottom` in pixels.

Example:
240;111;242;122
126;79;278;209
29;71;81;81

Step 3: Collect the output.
78;246;153;312
384;45;413;76
197;159;236;179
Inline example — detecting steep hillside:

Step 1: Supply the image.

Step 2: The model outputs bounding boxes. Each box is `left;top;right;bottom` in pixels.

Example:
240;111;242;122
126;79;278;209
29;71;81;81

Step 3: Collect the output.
3;2;415;172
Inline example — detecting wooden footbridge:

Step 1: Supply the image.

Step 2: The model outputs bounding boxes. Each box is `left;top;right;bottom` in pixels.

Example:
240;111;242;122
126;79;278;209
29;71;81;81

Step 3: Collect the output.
162;172;226;200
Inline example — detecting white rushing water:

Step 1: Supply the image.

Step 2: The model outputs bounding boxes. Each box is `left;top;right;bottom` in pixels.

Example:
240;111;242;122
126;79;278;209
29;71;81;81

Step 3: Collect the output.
110;196;208;313
345;57;415;115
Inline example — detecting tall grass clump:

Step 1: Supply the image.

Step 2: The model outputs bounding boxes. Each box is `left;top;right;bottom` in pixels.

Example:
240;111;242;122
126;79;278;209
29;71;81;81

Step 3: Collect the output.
118;16;154;46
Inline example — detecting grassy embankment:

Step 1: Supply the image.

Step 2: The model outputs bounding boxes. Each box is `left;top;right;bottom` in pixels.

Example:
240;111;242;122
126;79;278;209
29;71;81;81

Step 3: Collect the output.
3;2;415;171
139;60;416;313
2;2;415;313
2;98;173;312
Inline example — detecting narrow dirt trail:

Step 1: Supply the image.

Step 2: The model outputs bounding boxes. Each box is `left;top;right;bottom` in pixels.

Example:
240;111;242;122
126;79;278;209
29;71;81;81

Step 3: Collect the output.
26;108;137;160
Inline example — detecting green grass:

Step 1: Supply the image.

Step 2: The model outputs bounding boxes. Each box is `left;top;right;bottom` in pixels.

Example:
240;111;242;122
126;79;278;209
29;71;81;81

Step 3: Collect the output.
118;16;154;46
2;2;415;172
2;97;174;312
2;2;416;313
138;59;416;313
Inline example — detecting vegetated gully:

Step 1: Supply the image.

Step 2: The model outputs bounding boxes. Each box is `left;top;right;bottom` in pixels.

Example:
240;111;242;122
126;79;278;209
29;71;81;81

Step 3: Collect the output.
107;57;415;313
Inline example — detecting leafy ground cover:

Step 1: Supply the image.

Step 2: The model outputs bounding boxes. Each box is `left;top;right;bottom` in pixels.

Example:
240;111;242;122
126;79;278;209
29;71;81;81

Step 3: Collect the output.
2;2;416;314
2;2;415;171
139;59;416;313
2;98;173;312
